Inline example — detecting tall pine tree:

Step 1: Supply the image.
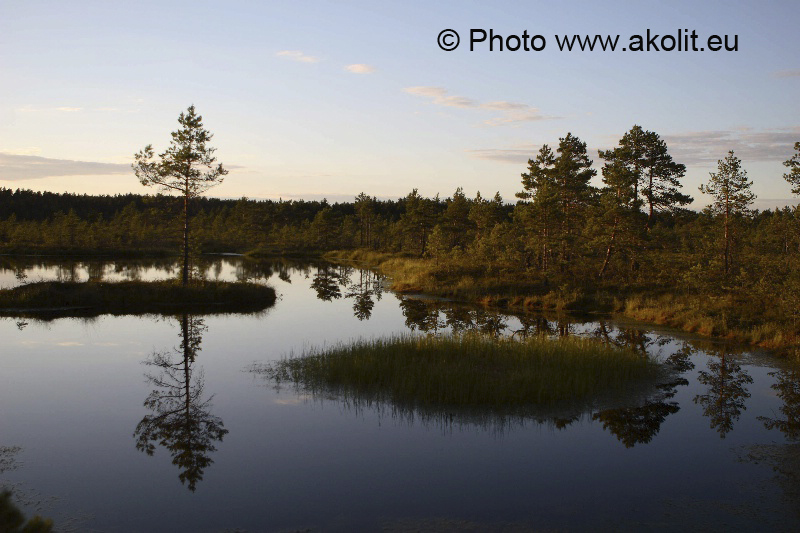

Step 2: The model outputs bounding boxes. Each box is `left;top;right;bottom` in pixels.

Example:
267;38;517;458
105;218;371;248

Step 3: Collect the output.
700;151;755;277
133;105;228;285
599;125;691;229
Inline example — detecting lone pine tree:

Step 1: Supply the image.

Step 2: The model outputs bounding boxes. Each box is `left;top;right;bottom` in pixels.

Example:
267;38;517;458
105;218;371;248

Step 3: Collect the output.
132;105;228;285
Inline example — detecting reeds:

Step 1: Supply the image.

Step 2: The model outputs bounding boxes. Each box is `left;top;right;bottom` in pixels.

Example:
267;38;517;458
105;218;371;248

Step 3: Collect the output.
264;334;660;409
0;280;277;317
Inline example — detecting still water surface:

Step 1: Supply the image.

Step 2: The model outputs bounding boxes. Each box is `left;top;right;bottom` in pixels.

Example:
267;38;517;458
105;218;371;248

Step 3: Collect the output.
1;256;798;531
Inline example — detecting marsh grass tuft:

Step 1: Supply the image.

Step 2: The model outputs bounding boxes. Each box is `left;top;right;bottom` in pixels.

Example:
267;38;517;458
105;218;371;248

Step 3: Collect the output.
0;280;276;317
263;334;661;411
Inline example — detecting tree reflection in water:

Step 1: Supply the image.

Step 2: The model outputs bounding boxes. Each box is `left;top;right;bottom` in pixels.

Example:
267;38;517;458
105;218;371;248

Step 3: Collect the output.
310;264;386;320
277;263;292;283
353;270;383;320
397;297;510;337
693;348;753;438
591;343;694;447
398;297;445;333
760;368;800;441
593;401;681;447
442;306;476;334
310;265;349;301
589;332;703;447
592;321;673;357
134;314;228;491
512;315;557;338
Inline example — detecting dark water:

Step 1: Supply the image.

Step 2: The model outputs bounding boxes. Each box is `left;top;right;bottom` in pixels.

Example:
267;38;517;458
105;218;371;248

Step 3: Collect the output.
1;256;798;532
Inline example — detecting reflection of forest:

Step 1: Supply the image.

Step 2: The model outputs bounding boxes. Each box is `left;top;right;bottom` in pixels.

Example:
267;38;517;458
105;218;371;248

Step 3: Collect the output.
392;298;686;359
592;346;693;447
397;297;510;336
345;269;383;320
593;401;681;447
310;264;346;301
0;256;303;286
760;368;800;441
309;264;385;320
134;314;227;492
693;349;753;438
754;368;800;512
0;257;180;284
592;321;673;356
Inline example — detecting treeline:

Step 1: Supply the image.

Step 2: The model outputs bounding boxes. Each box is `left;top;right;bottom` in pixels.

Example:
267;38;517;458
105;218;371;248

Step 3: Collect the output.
1;130;798;295
0;186;503;253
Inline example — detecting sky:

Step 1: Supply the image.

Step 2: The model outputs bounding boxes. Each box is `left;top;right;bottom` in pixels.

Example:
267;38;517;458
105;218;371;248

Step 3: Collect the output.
1;0;798;209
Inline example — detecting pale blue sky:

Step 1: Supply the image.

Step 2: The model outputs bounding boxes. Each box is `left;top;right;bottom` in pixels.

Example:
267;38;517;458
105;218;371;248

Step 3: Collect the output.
1;0;798;208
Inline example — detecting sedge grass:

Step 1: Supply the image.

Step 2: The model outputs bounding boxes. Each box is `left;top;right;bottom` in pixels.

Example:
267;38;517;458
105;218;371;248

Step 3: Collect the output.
264;334;661;410
0;280;277;317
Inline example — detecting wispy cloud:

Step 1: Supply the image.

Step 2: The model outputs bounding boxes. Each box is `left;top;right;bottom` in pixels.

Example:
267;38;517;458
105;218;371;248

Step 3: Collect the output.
466;147;539;164
16;105;141;114
663;128;799;165
467;143;603;164
404;86;477;108
2;147;42;156
276;50;320;64
345;63;376;74
470;128;799;166
0;153;131;181
484;108;553;126
18;106;84;113
403;86;554;125
774;69;800;78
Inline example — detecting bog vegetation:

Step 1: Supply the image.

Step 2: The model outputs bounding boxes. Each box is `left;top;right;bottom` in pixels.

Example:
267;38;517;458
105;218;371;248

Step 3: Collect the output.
260;334;662;409
0;131;798;352
0;280;276;317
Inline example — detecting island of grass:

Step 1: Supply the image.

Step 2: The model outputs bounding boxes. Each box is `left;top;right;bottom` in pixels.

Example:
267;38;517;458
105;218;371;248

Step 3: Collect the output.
0;280;277;318
261;334;664;412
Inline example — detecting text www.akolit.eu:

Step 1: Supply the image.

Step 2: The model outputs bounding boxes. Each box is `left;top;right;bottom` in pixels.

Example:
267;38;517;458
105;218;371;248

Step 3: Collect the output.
437;29;739;52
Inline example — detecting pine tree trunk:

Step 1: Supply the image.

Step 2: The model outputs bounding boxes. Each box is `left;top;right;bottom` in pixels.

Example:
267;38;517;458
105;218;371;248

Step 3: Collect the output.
599;216;618;279
724;196;730;278
724;216;730;278
183;193;189;286
542;223;549;272
646;171;654;230
542;215;550;272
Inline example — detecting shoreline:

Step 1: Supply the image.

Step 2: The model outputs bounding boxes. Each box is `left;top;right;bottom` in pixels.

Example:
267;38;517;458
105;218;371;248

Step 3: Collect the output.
324;249;799;359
